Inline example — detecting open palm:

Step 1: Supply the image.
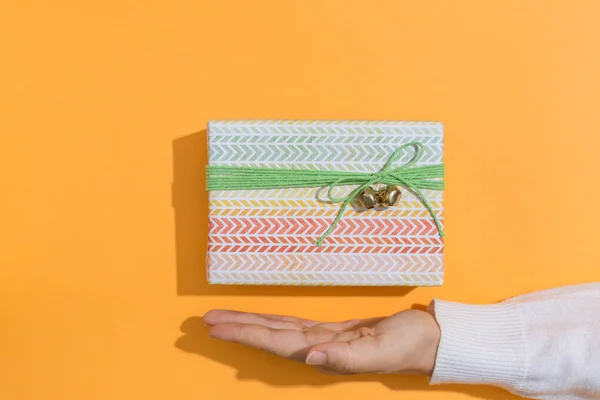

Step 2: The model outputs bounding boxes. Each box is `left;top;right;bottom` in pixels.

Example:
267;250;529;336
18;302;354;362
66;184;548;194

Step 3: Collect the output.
204;309;440;376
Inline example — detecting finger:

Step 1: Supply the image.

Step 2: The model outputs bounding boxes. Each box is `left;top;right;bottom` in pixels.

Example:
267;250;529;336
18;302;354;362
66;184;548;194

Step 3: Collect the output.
209;323;309;359
315;317;386;332
260;313;321;327
204;310;319;330
204;310;298;330
305;337;381;374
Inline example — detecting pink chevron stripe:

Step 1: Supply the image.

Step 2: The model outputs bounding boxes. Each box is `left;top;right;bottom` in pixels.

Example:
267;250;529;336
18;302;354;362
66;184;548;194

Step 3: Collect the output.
209;235;443;246
209;217;443;237
208;243;443;254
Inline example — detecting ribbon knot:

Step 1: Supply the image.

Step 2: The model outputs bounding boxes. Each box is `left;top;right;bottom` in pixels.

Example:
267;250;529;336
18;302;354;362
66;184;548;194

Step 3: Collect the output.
316;141;444;246
206;141;445;246
371;171;388;181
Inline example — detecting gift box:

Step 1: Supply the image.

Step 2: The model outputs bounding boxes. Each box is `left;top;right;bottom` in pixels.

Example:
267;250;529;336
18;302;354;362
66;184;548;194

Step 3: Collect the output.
206;120;444;286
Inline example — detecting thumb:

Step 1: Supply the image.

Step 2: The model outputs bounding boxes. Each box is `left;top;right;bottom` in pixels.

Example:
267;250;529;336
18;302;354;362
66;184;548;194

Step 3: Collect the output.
305;338;377;374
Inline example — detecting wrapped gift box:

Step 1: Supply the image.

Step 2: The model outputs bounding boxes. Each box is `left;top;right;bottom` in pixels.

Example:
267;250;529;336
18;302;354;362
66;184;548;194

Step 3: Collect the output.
206;120;444;286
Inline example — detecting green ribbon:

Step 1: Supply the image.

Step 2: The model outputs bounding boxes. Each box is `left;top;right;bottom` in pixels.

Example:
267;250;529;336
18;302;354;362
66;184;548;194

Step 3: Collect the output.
206;141;445;246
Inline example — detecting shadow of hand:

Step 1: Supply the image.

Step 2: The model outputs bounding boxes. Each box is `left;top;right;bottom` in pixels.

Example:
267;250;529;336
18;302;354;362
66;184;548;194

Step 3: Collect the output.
175;317;522;400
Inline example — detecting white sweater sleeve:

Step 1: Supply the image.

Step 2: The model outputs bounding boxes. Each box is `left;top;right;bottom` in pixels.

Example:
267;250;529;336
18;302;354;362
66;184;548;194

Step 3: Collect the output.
428;283;600;400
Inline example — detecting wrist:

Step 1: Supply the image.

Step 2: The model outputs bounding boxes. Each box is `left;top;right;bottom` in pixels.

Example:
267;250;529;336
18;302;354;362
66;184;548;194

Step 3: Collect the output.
404;311;441;376
420;315;441;376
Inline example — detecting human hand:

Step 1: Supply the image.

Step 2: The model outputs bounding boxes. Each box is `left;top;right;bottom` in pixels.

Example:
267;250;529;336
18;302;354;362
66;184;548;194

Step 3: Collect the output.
204;309;440;376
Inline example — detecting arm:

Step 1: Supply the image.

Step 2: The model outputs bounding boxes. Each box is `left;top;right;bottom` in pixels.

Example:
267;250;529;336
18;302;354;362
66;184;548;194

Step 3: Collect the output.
430;283;600;399
203;283;600;400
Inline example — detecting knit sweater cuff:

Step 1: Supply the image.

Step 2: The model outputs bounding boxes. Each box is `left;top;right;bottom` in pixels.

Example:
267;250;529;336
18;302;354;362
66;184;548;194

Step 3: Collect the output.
428;299;528;390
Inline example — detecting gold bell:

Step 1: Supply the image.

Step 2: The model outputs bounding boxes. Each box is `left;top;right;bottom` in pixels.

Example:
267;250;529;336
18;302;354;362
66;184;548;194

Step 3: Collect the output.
358;187;378;209
380;185;402;207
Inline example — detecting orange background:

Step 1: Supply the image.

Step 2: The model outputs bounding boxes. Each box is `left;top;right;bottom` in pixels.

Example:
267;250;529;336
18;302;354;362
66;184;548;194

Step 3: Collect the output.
2;1;600;399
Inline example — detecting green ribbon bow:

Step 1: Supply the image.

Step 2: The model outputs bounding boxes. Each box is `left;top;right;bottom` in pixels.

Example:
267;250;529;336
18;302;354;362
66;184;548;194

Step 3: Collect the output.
206;141;445;246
